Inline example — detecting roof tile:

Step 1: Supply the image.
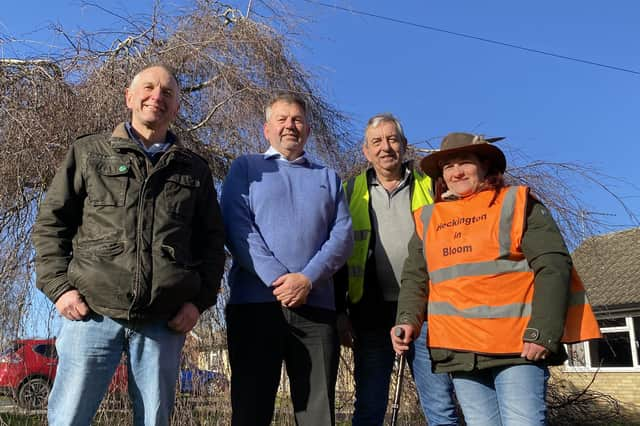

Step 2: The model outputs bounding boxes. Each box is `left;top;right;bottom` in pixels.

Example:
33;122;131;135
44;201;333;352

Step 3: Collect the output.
572;227;640;309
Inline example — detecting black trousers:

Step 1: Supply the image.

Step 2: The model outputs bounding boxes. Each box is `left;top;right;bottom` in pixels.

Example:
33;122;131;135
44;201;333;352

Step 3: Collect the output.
226;302;339;426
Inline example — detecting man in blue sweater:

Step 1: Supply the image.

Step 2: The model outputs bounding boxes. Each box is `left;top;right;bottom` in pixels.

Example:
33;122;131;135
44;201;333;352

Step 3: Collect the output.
221;92;354;426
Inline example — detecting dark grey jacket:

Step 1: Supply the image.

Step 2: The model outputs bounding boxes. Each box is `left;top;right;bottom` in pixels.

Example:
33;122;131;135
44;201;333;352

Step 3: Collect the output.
33;123;226;320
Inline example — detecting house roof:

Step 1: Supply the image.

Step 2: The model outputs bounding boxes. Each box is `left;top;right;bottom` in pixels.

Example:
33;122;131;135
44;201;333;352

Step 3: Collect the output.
572;227;640;311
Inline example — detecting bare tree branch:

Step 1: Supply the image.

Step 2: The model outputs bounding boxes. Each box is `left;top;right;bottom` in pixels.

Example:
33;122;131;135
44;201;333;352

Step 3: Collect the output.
187;87;250;131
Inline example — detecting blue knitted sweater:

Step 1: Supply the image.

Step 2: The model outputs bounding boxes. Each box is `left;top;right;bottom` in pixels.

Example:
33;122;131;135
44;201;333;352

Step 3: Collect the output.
221;153;354;310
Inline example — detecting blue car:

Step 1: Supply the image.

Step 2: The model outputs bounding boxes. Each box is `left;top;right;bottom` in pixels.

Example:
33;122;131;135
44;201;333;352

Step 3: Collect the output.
179;367;228;396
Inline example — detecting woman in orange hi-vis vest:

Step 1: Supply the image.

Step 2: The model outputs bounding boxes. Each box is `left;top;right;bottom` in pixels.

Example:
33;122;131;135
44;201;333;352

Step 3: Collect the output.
391;132;601;426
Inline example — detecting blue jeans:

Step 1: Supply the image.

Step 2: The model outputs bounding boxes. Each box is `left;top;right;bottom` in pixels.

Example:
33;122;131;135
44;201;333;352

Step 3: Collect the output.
48;313;186;426
409;323;458;425
452;364;549;426
352;322;458;426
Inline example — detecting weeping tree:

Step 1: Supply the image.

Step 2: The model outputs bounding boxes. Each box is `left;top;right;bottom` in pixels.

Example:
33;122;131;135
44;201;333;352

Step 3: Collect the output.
0;0;355;339
1;1;357;423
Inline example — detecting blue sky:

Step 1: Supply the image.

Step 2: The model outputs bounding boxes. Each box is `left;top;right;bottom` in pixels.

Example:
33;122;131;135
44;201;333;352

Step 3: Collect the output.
294;1;640;232
3;1;639;334
3;0;639;229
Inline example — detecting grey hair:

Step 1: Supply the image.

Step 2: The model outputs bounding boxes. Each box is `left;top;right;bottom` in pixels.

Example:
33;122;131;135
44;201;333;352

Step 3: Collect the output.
265;92;307;121
129;63;181;92
364;113;407;145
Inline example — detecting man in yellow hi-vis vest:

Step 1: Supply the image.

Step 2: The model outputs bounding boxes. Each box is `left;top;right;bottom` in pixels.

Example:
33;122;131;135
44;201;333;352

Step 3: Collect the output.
334;113;458;425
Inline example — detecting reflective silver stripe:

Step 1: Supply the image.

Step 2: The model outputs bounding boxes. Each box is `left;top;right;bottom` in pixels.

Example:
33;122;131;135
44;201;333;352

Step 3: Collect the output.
353;230;370;241
419;204;436;265
430;259;532;284
498;186;519;259
345;178;356;203
349;266;364;277
420;204;436;242
569;290;587;306
428;301;532;319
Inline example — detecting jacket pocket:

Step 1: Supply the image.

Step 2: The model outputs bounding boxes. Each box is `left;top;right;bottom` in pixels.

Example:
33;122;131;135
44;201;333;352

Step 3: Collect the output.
68;241;129;310
74;240;125;257
85;154;130;207
152;244;202;313
160;244;202;269
163;172;200;219
430;348;456;363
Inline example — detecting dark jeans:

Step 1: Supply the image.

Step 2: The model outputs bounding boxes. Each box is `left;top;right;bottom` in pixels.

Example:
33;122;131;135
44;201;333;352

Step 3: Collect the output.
226;303;339;426
352;322;458;426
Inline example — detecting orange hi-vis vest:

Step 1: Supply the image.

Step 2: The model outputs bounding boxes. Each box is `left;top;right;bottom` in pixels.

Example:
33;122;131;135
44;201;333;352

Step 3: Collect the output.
413;185;601;355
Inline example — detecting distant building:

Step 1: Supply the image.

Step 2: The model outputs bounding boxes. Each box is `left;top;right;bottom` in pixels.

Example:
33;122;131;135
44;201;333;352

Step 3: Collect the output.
560;227;640;411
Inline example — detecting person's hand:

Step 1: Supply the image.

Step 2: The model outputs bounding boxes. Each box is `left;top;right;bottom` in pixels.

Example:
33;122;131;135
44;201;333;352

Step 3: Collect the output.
521;342;550;361
55;290;89;320
168;303;200;333
272;273;312;308
390;324;415;355
337;313;354;348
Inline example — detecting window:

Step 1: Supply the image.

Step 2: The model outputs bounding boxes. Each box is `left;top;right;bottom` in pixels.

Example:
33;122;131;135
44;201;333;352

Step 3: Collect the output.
32;344;57;360
566;314;640;370
589;332;632;367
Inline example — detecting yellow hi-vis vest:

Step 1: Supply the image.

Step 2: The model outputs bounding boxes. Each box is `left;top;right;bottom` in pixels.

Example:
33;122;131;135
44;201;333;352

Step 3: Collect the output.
344;168;433;303
414;185;601;354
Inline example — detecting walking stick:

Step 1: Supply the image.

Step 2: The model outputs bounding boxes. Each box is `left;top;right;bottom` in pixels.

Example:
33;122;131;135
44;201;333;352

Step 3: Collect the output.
390;327;406;426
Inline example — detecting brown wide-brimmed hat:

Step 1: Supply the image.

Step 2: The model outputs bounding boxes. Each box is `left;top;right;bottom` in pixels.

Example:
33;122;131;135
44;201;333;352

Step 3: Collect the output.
419;132;506;179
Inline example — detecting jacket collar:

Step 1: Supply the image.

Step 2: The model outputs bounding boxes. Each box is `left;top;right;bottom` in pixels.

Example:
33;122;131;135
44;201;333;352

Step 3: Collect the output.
366;160;415;186
109;122;181;150
109;122;192;165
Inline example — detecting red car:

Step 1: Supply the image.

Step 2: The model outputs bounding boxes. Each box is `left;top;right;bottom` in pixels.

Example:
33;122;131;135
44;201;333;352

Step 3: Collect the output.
0;338;127;410
0;339;57;409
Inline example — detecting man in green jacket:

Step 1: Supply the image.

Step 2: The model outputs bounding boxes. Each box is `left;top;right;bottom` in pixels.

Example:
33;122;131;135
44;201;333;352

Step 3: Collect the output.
32;64;226;426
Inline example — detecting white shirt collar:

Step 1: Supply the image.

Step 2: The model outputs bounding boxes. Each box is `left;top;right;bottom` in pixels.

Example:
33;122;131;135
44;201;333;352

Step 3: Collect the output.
263;146;308;164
